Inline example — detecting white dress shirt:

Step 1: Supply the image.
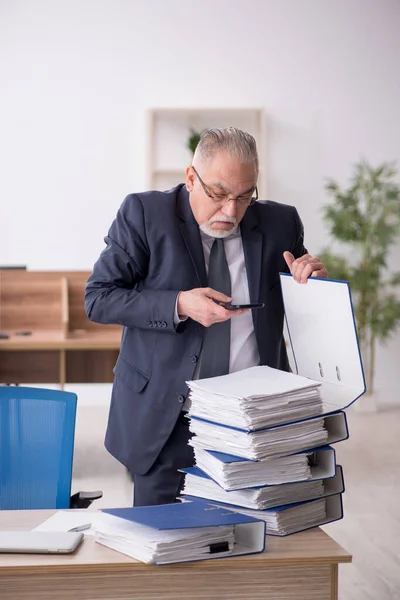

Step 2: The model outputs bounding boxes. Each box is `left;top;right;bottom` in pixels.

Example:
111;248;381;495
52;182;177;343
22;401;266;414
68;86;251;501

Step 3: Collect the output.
199;228;260;374
175;227;260;376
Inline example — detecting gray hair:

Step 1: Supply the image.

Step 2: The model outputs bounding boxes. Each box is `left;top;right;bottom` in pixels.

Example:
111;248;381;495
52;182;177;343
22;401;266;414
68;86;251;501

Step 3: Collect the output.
193;127;259;171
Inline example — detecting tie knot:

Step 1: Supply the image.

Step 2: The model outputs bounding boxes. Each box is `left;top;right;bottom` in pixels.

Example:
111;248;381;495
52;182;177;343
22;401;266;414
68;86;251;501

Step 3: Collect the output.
211;238;225;254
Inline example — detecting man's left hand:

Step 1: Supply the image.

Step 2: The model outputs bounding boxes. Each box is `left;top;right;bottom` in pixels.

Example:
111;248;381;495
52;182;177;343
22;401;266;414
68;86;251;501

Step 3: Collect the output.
283;251;328;283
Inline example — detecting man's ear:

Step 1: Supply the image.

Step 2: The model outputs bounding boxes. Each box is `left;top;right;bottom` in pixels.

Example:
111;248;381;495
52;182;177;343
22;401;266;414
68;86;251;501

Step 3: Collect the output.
185;166;195;192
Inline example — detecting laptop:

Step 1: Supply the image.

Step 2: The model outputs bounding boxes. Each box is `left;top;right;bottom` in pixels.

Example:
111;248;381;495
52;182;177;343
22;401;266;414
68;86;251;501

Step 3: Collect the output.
0;531;84;554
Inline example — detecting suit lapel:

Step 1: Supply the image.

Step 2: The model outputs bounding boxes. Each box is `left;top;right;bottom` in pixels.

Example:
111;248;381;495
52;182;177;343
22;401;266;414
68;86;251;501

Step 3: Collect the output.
177;186;208;287
176;187;264;299
241;206;263;329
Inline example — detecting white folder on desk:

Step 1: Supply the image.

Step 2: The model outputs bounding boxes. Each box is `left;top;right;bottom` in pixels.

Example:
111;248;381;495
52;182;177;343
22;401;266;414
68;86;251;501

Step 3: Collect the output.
280;274;366;412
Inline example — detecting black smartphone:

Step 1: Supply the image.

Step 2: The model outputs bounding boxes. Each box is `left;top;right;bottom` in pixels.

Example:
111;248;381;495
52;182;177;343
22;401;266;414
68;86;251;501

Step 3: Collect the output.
221;302;265;310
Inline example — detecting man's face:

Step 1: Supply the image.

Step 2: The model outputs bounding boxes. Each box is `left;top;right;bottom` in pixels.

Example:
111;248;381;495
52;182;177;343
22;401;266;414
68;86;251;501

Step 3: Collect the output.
186;151;258;238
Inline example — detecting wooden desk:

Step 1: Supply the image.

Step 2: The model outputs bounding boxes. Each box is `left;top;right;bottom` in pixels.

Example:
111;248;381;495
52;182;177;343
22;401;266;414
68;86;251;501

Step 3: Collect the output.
0;510;352;600
0;330;121;387
0;270;121;387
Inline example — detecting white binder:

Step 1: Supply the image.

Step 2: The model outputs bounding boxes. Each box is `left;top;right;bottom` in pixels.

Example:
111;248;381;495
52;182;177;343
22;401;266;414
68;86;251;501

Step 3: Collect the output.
280;274;366;412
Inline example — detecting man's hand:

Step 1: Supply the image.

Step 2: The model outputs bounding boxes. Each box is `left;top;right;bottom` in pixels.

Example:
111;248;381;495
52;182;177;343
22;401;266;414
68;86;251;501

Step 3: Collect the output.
177;288;247;327
283;251;328;283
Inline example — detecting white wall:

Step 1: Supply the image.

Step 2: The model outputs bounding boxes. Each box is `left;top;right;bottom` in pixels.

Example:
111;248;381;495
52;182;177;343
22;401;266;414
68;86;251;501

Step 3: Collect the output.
1;0;400;405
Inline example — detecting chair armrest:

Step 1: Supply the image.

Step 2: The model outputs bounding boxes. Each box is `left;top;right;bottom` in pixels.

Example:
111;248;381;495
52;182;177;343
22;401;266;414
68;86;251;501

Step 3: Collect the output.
70;490;103;509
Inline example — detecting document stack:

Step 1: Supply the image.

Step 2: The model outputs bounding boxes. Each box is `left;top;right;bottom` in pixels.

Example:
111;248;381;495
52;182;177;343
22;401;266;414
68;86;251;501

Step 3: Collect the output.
184;366;346;535
182;275;366;536
92;499;266;564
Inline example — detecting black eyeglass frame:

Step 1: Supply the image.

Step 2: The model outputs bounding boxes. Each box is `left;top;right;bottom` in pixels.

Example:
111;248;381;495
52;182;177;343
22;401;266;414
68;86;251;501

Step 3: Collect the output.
191;166;258;206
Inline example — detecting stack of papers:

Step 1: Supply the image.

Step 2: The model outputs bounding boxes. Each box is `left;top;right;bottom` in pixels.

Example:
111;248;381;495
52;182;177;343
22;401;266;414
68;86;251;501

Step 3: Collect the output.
190;445;336;490
214;494;343;536
183;467;323;509
228;497;327;536
95;515;235;564
192;447;312;489
186;366;322;430
189;415;329;460
178;277;362;538
182;465;344;511
93;501;266;564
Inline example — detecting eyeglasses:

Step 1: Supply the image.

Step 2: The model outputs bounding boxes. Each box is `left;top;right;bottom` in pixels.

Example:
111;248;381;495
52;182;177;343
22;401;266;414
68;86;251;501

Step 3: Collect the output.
192;166;258;206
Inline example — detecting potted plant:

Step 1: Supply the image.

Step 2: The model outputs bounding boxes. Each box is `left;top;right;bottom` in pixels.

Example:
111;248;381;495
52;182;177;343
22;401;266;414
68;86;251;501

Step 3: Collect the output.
187;128;202;155
319;160;400;404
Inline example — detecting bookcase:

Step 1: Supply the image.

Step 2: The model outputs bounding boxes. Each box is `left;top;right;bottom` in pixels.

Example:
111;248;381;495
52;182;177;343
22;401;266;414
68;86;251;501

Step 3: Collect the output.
147;108;266;197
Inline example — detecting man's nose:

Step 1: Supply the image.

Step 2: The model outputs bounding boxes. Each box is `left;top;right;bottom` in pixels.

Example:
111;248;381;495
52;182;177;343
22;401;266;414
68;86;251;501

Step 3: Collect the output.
222;199;238;218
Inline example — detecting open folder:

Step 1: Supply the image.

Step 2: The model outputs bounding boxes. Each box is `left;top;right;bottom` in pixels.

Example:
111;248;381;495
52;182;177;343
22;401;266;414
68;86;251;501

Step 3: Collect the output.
93;500;266;565
187;276;365;433
280;274;366;411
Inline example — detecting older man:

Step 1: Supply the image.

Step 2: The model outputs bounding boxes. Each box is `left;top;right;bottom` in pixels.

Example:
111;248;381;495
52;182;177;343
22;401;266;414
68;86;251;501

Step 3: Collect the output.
85;127;327;506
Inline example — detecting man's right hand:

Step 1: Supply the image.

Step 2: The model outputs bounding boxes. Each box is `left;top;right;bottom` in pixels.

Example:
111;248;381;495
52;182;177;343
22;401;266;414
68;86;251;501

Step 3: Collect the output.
177;288;247;328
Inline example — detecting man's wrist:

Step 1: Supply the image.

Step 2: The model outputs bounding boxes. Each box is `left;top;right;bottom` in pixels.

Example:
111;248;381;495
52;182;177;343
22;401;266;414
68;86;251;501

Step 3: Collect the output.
174;292;188;324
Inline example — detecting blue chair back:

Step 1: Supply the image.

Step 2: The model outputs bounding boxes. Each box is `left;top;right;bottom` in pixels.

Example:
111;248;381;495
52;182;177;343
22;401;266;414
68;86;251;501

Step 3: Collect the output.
0;386;77;509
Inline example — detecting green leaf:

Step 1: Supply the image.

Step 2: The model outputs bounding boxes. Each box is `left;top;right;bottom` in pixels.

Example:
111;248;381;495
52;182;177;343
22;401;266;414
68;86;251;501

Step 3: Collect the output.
320;159;400;346
318;251;352;281
187;129;202;154
370;295;400;341
388;272;400;287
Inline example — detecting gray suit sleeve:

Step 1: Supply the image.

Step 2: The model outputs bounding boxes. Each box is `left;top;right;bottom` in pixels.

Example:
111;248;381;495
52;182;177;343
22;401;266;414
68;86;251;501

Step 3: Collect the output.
85;194;180;331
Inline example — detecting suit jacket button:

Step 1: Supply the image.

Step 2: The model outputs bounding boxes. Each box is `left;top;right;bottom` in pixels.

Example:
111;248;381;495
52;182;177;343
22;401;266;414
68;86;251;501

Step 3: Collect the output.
178;395;185;403
162;321;167;328
147;321;152;327
190;355;198;363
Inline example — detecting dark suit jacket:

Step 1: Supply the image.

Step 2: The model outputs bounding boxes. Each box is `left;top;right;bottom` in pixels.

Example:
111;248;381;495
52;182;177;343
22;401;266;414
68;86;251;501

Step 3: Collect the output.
85;184;306;475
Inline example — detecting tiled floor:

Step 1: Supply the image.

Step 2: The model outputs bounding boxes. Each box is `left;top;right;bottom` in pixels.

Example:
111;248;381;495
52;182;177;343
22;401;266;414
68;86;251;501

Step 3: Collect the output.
72;401;400;600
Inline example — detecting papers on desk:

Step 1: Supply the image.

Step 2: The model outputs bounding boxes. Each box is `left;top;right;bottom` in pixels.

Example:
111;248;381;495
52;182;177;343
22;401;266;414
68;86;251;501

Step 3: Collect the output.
32;511;96;536
182;465;344;511
189;445;336;490
187;366;323;430
93;501;266;565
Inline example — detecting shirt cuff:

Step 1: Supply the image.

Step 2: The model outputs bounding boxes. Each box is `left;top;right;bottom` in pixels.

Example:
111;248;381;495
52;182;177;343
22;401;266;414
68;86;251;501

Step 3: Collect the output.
174;293;189;325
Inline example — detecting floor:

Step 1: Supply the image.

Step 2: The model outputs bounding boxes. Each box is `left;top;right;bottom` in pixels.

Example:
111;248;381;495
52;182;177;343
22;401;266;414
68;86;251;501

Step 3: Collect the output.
72;400;400;600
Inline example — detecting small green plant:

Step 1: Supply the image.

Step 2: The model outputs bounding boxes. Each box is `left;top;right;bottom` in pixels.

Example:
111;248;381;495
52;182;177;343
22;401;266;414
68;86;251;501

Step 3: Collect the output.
319;160;400;395
187;128;202;155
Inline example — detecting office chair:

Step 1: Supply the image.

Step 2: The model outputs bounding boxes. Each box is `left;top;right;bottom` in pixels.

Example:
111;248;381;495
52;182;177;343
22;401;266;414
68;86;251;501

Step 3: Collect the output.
0;386;102;510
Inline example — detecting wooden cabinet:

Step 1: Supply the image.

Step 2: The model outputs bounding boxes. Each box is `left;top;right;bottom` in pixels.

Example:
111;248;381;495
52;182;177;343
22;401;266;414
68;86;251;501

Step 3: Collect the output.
0;270;121;388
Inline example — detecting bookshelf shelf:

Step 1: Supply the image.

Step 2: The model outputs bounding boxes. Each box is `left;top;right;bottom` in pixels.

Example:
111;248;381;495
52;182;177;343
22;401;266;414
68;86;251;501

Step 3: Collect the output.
147;108;266;196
